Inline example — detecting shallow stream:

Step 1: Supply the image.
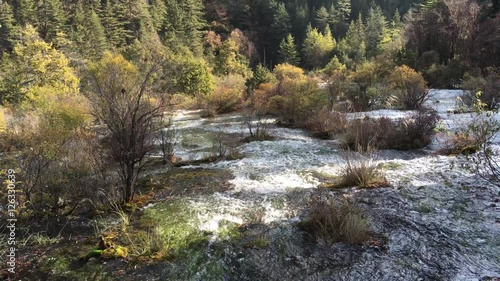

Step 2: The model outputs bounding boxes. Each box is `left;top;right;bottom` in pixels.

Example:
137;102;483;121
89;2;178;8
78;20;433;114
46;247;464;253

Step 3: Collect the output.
138;90;499;281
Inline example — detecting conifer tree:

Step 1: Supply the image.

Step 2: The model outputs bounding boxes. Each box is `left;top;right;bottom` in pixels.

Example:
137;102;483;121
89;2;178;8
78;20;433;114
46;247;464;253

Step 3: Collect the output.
181;0;205;54
269;1;291;65
365;5;387;57
331;0;351;39
278;34;300;66
112;0;136;44
15;0;37;26
228;0;250;30
71;4;108;59
0;2;17;55
291;5;309;48
341;14;366;63
101;1;128;48
391;9;402;29
315;6;330;33
37;0;67;43
149;0;166;32
162;0;205;54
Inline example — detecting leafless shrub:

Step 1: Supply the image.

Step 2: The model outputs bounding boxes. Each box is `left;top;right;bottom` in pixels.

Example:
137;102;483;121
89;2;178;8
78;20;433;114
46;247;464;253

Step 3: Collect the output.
305;108;347;139
341;110;439;151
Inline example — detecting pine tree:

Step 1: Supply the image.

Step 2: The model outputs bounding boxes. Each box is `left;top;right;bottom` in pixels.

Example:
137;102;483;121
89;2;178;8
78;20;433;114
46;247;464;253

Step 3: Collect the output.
341;14;366;63
162;0;205;54
112;0;136;44
278;34;300;66
180;0;205;54
15;0;37;26
37;0;67;43
161;0;183;48
149;0;166;32
271;1;291;38
315;6;330;33
291;5;309;48
101;1;127;48
0;2;18;55
365;5;387;58
270;1;291;65
247;64;274;91
228;0;250;30
331;0;351;39
391;9;402;29
71;4;108;59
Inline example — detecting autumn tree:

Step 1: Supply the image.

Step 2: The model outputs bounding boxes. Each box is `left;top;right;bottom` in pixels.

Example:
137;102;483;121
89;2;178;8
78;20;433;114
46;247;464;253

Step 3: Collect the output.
387;65;428;109
214;38;251;78
86;52;166;202
170;55;214;98
0;25;88;209
0;25;79;105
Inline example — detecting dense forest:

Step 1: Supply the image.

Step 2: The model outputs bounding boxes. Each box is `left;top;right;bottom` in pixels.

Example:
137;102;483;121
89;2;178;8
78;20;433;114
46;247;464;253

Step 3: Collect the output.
1;0;500;279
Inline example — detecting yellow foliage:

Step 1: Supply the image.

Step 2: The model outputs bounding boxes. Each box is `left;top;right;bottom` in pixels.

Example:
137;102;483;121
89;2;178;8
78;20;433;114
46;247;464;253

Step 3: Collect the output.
12;25;80;108
273;63;306;82
102;245;128;260
208;74;246;113
387;65;428;109
88;51;138;95
253;83;277;113
350;61;380;85
0;108;7;133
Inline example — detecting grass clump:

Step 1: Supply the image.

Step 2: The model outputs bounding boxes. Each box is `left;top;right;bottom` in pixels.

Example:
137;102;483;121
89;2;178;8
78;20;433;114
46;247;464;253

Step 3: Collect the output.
328;149;389;189
438;132;480;155
300;191;370;245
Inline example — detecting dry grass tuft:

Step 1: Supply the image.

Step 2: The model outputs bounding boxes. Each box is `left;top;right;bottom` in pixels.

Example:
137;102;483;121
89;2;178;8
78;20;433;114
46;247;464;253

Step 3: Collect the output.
300;191;370;245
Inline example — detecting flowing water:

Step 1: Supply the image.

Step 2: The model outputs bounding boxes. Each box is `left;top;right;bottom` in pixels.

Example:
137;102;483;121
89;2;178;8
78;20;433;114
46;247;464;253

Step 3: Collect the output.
138;90;500;281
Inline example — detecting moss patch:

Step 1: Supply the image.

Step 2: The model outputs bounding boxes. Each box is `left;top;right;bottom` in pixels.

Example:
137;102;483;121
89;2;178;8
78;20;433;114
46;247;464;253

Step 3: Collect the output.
142;199;211;258
139;168;234;198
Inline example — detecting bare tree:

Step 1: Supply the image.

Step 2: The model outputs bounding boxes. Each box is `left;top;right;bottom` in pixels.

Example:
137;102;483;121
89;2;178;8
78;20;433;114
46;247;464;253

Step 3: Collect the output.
86;53;166;202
